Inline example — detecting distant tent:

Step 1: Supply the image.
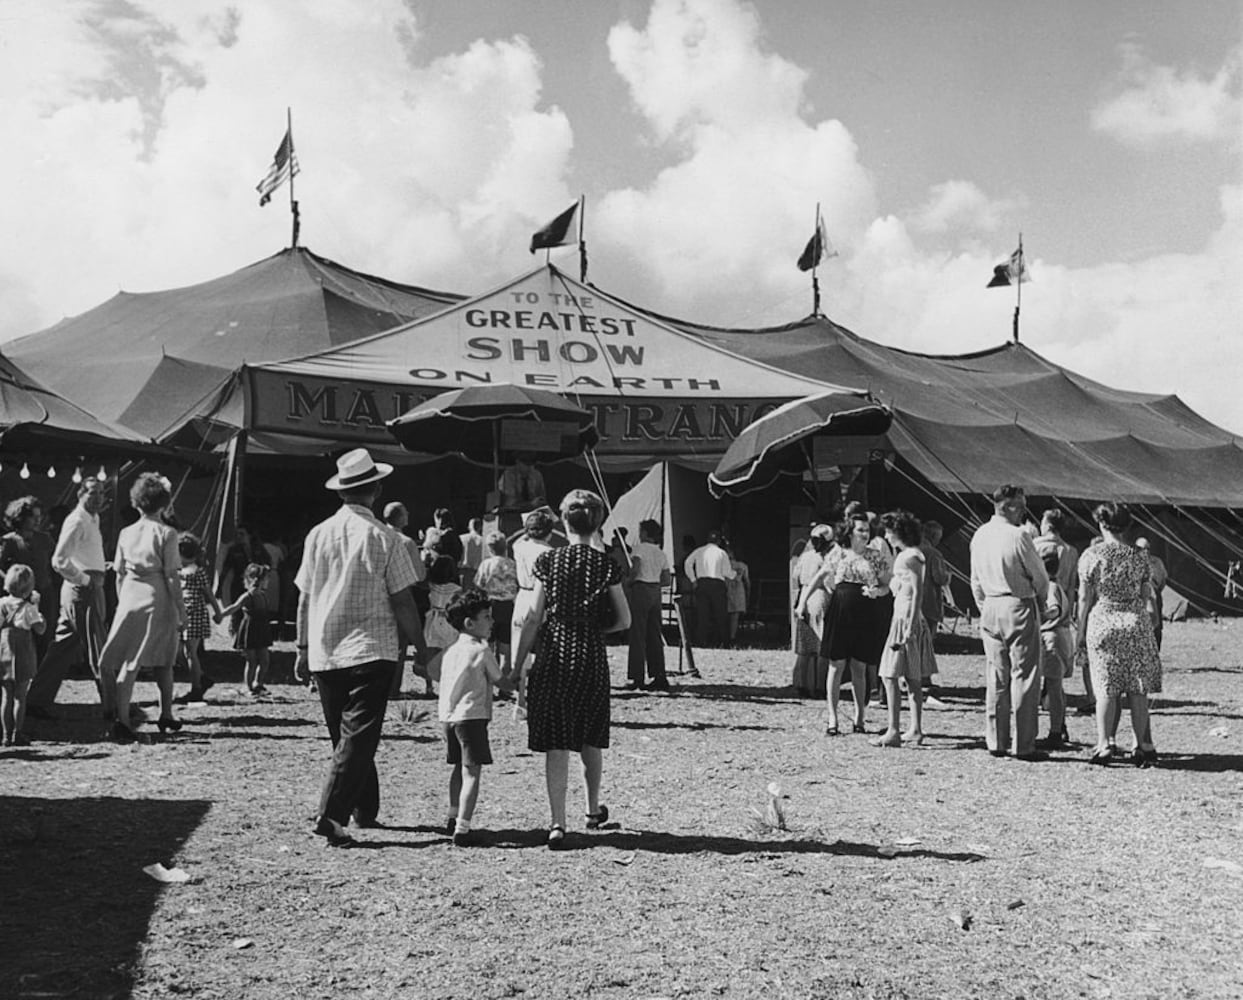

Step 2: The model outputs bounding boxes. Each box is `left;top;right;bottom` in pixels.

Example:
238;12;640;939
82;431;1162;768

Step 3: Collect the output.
6;246;465;436
0;349;164;458
626;307;1243;615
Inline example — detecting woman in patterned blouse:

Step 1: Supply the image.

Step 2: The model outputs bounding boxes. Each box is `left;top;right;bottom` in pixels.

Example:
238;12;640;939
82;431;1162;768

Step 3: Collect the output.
796;513;891;735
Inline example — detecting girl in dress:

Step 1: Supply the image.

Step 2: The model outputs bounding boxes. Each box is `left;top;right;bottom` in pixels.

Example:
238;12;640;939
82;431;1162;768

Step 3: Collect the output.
176;533;224;703
0;564;45;746
423;554;463;692
871;512;936;747
221;563;272;696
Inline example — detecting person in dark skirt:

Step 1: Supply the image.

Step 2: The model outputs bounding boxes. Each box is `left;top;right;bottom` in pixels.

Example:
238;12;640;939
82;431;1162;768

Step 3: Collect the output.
513;490;631;850
797;513;891;735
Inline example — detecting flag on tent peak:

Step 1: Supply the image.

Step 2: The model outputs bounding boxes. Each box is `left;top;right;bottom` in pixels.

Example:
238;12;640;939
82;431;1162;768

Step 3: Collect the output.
797;217;837;272
987;245;1029;287
529;202;579;253
257;128;299;206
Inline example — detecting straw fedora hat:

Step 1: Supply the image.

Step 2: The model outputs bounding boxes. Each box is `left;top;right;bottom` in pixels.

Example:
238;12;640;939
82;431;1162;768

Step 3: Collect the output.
325;448;394;490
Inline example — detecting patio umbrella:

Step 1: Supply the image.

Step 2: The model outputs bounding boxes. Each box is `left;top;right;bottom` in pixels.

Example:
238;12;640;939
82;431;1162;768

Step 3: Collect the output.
386;383;599;470
708;390;892;497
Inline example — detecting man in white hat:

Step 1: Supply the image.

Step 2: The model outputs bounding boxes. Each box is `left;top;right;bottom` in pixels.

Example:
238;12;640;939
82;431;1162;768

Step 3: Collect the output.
294;448;422;846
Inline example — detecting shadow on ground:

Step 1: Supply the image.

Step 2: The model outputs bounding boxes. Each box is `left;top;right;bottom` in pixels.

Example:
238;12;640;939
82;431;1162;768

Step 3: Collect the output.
0;795;210;1000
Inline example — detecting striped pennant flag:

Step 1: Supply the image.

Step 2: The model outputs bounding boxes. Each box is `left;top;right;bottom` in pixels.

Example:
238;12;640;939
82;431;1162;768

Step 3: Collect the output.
257;128;299;206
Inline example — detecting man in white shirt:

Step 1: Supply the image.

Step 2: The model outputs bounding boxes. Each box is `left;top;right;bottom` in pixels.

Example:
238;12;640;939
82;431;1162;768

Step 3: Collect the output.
294;449;422;847
459;517;485;585
684;530;735;648
970;484;1050;760
27;477;109;718
627;519;672;691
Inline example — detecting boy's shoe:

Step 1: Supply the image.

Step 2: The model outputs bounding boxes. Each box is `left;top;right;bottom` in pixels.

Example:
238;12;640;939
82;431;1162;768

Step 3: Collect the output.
645;679;671;692
452;829;478;847
174;688;204;705
313;816;356;848
1036;733;1067;750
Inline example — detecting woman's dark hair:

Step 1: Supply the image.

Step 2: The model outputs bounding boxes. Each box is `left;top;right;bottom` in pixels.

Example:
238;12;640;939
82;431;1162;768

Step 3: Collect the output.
130;473;171;514
1042;509;1066;532
810;533;834;554
1093;502;1133;534
835;514;870;547
434;508;455;529
446;587;492;631
1041;549;1060;576
428;554;458;585
4;496;40;532
887;510;923;548
178;532;202;562
560;489;605;535
523;509;556;540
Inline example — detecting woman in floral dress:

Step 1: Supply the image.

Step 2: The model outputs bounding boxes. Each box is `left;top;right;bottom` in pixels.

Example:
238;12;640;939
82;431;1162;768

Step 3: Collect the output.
1077;502;1161;766
796;513;891;735
514;490;631;850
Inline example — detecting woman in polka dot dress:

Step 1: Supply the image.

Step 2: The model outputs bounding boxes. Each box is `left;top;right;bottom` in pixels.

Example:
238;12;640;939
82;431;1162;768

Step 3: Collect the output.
514;490;631;850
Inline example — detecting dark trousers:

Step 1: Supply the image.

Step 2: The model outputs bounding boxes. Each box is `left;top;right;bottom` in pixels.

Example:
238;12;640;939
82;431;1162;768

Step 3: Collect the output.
694;578;728;647
627;582;667;684
315;659;395;825
28;579;106;711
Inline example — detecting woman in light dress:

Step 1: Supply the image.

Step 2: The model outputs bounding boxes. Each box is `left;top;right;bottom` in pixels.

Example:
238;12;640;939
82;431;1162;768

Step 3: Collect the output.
790;526;834;697
102;474;185;742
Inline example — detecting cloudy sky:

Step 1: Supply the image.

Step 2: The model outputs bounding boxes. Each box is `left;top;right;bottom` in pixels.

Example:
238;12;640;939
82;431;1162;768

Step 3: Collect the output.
3;0;1240;429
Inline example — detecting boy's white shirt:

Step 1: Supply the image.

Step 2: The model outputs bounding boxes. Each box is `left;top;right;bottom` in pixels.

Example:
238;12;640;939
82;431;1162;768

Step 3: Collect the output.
0;594;43;630
438;633;502;723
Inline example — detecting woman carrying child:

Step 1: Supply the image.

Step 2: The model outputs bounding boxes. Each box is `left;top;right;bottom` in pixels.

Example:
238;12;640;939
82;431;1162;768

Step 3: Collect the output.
220;563;273;697
0;564;46;746
175;532;224;704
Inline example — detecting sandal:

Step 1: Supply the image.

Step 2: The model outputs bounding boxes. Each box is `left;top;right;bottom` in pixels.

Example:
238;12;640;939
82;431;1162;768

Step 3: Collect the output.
586;805;609;830
824;724;840;736
852;722;866;734
547;824;566;850
1088;746;1115;765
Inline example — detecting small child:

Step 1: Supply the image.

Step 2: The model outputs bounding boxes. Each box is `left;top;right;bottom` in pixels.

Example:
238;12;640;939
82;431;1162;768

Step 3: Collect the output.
438;588;507;846
0;564;46;746
1039;549;1074;748
176;533;224;703
220;563;273;696
421;554;462;694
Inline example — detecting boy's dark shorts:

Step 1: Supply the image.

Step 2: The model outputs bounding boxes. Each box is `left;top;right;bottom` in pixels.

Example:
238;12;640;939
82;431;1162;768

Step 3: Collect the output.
443;719;492;766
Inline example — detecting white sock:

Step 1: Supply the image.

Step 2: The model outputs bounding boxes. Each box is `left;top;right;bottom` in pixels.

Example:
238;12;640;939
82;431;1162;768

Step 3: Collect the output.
455;818;471;834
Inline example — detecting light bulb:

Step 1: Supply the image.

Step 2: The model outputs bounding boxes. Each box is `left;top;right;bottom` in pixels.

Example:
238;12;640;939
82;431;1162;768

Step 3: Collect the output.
19;463;30;480
72;466;83;484
97;465;107;481
47;465;56;478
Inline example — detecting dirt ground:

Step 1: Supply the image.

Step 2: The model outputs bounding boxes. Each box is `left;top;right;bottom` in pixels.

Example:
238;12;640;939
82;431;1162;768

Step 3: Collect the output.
2;619;1241;1000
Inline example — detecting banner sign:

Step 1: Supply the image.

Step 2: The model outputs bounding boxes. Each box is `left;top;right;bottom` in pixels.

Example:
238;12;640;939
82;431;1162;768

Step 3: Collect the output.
265;266;842;401
246;367;788;457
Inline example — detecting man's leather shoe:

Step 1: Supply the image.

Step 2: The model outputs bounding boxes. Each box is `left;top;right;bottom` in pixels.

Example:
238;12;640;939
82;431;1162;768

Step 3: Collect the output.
1014;750;1050;762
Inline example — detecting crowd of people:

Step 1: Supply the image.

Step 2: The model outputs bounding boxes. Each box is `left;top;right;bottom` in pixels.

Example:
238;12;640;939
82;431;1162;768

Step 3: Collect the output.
790;486;1166;764
0;453;1170;848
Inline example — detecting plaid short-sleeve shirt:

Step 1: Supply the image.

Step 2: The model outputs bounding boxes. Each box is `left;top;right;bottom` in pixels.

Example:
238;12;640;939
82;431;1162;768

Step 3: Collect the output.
295;503;419;672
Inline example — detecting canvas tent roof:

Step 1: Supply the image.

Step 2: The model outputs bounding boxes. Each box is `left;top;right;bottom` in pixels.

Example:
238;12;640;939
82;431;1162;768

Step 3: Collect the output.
634;310;1243;508
243;264;858;468
0;349;166;459
6;246;464;434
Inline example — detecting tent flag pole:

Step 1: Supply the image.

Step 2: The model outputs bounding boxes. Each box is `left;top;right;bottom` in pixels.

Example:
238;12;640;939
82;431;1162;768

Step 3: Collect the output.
578;194;588;283
287;107;301;248
1012;232;1022;343
812;202;822;316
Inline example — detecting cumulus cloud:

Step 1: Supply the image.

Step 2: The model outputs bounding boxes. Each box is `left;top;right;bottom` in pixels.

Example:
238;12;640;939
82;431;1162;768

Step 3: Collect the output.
1092;42;1242;147
909;181;1019;236
594;0;877;324
0;0;573;339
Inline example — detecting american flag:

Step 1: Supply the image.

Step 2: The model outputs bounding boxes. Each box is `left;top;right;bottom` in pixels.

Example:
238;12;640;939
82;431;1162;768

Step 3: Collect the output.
256;128;299;206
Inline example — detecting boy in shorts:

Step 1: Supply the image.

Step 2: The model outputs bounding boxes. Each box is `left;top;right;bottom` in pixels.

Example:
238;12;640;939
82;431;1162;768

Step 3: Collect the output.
439;588;509;846
1037;549;1074;749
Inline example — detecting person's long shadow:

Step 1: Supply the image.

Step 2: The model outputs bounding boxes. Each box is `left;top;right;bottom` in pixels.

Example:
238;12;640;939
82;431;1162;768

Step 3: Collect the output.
674;683;807;705
211;714;319;728
393;826;986;860
613;720;774;732
0;795;210;998
1145;753;1243;773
